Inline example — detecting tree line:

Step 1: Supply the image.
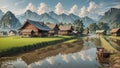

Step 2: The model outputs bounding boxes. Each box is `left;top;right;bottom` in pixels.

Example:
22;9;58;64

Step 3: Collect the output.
46;19;119;34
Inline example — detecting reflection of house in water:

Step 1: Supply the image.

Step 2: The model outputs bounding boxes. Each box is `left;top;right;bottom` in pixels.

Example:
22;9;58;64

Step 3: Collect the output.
96;48;110;66
21;40;83;65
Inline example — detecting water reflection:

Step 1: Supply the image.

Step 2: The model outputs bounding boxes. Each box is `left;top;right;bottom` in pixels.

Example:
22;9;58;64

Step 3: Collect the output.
0;37;102;68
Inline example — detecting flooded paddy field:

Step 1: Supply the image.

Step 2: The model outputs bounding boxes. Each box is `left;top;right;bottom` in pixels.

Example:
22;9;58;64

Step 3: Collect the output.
0;36;120;68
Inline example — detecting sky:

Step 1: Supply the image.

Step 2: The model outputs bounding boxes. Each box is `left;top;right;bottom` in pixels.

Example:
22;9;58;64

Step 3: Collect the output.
0;0;120;19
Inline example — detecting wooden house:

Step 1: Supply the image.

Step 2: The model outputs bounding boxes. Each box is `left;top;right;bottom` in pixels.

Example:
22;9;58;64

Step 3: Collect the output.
96;30;106;36
19;20;50;37
58;25;73;35
46;24;59;36
9;30;17;36
0;31;8;36
82;30;89;35
111;28;120;36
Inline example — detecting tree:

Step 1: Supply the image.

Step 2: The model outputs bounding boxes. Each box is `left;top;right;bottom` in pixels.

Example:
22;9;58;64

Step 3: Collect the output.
73;19;84;33
88;23;99;34
111;22;120;29
58;22;64;26
98;22;110;30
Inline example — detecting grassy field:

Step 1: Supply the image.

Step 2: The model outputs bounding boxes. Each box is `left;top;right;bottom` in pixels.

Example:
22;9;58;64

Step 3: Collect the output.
64;39;78;43
109;36;120;40
0;36;72;52
100;37;118;52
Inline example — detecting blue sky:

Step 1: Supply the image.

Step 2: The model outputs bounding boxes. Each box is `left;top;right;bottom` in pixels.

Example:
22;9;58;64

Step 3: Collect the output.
0;0;120;19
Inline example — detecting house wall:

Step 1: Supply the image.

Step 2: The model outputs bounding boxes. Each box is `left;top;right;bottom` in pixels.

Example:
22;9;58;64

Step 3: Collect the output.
116;29;120;36
54;26;59;34
58;30;72;35
23;22;39;31
20;22;48;37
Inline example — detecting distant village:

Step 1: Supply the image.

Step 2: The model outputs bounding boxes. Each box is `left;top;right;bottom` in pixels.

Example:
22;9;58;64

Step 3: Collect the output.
0;19;120;37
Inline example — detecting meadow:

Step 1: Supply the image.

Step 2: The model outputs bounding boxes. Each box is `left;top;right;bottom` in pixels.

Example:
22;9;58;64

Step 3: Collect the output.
100;37;118;52
0;36;72;52
109;36;120;40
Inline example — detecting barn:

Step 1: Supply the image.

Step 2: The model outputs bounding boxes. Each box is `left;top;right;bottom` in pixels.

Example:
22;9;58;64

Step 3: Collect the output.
9;30;17;36
96;30;106;36
19;20;50;37
111;28;120;36
58;25;73;35
46;24;59;36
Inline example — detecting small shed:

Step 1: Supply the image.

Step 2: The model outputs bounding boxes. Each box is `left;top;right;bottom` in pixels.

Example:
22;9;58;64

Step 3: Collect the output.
19;19;50;37
58;25;73;35
82;30;89;35
96;30;106;36
46;24;59;36
9;30;17;36
111;28;120;36
0;31;8;36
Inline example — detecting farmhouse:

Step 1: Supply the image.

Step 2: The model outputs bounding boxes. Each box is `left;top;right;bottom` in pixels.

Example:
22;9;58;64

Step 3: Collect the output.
96;30;106;36
111;28;120;36
82;30;89;35
58;25;73;35
19;20;50;37
46;24;59;36
0;31;8;36
9;30;17;36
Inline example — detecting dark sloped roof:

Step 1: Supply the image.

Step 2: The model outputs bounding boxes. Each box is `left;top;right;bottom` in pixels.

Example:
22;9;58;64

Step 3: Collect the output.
9;30;17;33
46;24;57;30
19;19;50;31
111;28;120;33
59;25;73;30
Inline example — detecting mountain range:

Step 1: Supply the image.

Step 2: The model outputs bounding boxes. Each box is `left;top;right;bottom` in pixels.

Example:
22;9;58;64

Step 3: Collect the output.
99;8;120;28
0;11;21;29
17;10;95;26
0;9;4;19
99;8;120;24
0;8;120;29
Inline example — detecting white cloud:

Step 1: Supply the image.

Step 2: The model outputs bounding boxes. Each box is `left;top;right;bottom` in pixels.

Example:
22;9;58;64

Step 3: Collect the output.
79;6;88;17
54;2;65;15
87;1;98;12
37;2;50;15
79;1;102;20
25;3;36;12
69;4;78;15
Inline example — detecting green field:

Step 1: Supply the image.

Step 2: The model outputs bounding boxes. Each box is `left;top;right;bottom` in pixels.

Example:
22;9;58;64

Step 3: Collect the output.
0;36;72;51
109;36;120;40
100;37;118;52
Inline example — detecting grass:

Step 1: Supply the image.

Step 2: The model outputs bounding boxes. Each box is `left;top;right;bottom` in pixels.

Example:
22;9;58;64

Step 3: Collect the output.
109;36;120;40
100;37;118;52
64;39;78;43
0;36;72;52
